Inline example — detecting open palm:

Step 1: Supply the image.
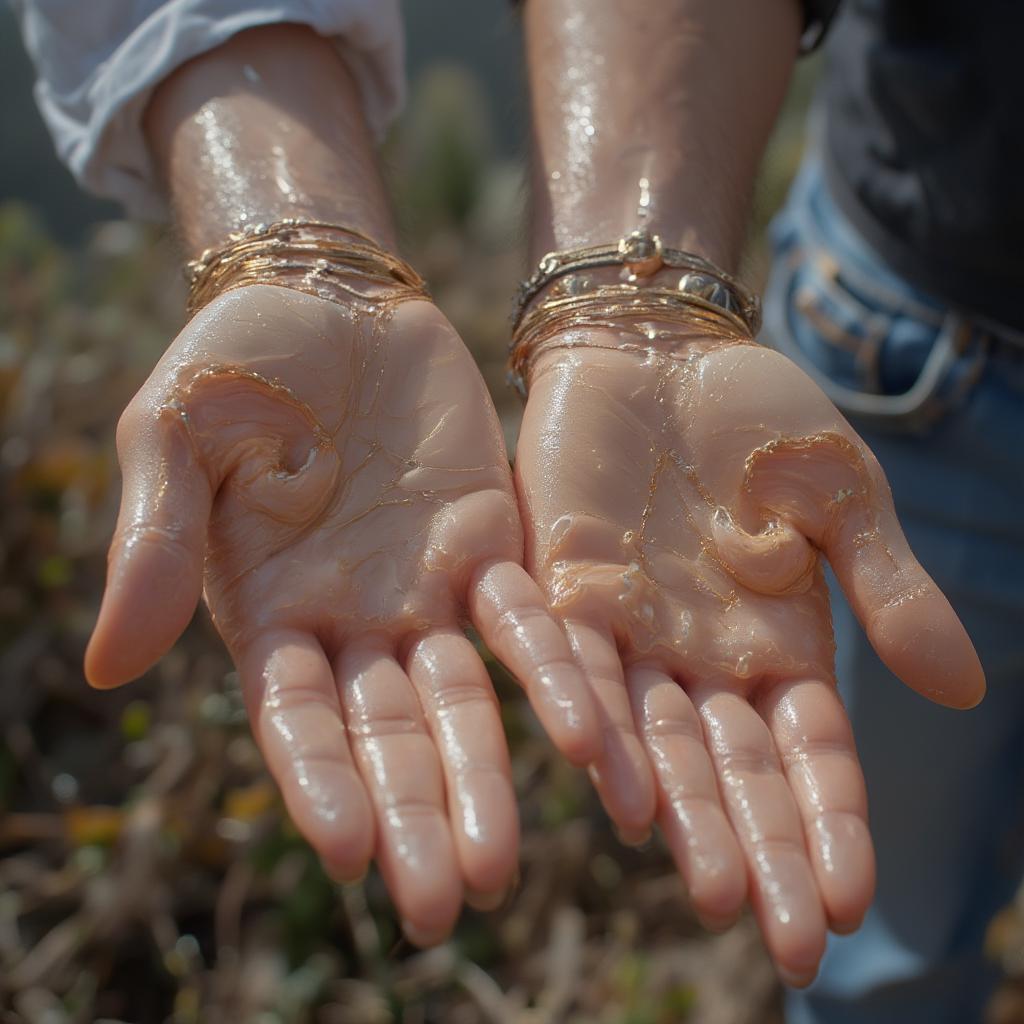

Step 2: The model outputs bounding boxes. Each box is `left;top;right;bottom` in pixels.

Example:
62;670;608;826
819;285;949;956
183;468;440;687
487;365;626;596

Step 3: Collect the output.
515;329;984;984
86;284;602;942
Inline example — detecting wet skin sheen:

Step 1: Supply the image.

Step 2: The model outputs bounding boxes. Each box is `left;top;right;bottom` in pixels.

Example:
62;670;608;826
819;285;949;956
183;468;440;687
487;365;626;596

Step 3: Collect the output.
516;329;984;985
86;284;606;942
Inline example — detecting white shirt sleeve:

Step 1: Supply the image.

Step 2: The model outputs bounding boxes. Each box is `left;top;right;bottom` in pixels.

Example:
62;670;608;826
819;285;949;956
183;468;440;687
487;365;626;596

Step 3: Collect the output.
10;0;406;219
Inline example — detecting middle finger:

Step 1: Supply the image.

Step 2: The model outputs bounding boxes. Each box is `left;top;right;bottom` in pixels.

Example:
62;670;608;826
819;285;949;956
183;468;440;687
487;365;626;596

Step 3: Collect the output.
336;639;462;946
404;627;519;905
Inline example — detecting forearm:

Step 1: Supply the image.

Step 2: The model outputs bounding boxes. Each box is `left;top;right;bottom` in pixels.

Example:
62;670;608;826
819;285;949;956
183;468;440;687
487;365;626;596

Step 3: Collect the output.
144;23;395;257
524;0;801;271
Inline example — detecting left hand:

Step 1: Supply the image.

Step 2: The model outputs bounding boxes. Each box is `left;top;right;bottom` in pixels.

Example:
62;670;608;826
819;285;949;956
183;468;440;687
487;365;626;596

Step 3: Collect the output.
514;329;984;985
86;285;602;942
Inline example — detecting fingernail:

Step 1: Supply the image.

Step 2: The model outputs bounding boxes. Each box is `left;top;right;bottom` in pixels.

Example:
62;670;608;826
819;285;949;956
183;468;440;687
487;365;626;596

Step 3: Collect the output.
778;966;817;989
401;920;448;949
324;862;367;886
466;887;509;912
697;911;740;934
829;913;865;936
615;825;653;848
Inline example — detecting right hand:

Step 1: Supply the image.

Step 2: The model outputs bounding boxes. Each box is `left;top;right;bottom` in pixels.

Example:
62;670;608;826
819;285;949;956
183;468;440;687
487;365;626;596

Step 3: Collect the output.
514;328;984;984
86;284;603;943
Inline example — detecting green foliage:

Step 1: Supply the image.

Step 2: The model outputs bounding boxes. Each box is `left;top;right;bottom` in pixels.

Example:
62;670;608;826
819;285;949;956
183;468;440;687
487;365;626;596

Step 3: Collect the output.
390;65;494;232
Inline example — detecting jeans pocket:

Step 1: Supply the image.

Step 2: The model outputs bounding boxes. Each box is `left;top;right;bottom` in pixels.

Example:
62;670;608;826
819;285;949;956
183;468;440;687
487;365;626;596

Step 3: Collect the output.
764;223;970;434
793;251;896;392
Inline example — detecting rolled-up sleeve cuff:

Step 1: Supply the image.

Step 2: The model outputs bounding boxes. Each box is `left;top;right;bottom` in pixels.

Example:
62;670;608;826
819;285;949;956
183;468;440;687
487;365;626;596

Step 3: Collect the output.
18;0;405;219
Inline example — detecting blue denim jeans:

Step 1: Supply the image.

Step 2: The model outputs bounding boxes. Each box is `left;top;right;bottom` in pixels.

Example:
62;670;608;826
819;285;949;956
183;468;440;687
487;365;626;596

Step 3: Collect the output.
763;158;1024;1024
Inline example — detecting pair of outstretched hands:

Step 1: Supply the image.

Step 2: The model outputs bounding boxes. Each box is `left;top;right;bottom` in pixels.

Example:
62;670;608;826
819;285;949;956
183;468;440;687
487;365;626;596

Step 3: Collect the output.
84;283;983;986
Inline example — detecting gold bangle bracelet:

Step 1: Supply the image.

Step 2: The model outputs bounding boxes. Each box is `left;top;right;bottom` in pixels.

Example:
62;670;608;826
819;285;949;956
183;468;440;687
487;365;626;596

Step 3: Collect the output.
184;219;429;318
508;282;756;397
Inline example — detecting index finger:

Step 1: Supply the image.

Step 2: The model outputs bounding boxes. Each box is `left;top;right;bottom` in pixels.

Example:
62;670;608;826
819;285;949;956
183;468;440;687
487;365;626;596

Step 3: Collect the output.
467;559;603;766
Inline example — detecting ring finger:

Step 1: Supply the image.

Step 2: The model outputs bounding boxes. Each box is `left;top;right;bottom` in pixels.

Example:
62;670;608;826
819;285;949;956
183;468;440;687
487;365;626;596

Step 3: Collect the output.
627;663;746;927
692;683;827;987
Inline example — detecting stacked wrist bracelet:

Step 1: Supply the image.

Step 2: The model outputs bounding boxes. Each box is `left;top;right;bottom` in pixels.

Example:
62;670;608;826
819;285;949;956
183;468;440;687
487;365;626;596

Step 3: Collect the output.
185;222;760;398
185;219;429;318
509;228;761;395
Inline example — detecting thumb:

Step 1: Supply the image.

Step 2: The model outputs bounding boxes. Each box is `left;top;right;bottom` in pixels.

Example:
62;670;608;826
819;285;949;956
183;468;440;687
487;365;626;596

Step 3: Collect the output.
743;432;985;710
85;405;212;688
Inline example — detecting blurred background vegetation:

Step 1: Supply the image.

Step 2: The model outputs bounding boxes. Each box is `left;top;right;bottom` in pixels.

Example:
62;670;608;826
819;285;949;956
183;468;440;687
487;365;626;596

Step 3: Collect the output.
8;4;1021;1023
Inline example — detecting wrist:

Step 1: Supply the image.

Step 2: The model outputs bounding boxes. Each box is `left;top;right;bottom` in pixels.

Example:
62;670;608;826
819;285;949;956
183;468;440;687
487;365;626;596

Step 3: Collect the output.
144;24;396;257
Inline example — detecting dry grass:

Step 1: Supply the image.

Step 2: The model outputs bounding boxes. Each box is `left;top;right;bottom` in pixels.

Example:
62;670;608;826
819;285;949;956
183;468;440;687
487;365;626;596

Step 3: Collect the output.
2;62;1019;1024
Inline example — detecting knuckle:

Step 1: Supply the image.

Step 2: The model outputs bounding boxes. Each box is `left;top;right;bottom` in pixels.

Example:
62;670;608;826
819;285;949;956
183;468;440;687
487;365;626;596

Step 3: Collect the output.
601;716;639;743
643;714;705;744
263;680;334;714
428;679;494;712
111;521;194;563
748;833;808;861
384;792;444;823
532;653;579;679
661;786;722;812
449;760;508;787
347;709;424;740
781;737;856;769
287;746;348;775
714;742;780;777
494;603;552;637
